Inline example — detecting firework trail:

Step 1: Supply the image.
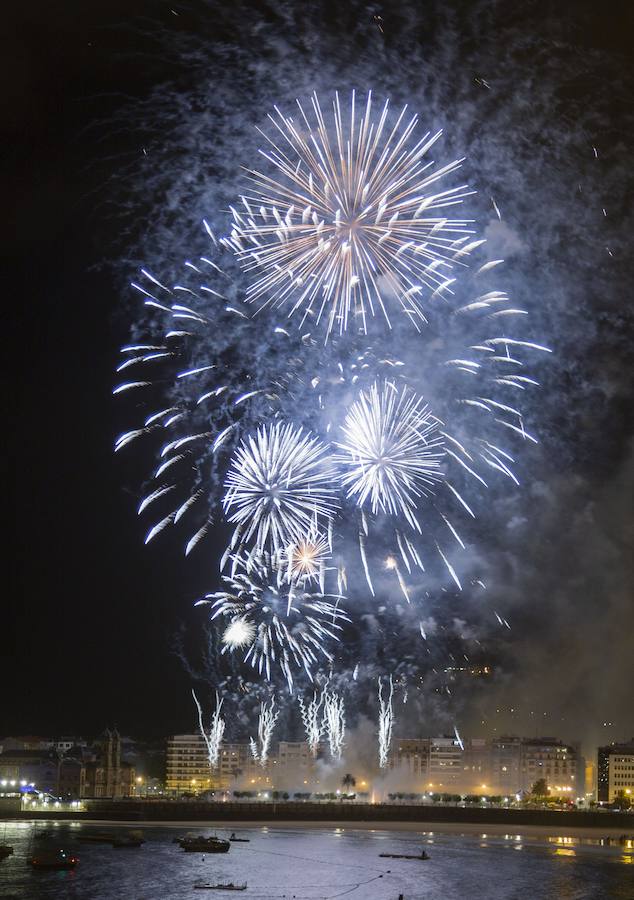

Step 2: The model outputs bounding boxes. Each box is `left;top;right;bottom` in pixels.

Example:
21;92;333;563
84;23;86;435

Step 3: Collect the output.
225;90;474;337
298;688;324;756
250;698;279;767
223;421;338;553
377;674;394;769
197;550;349;689
322;689;346;761
192;689;225;768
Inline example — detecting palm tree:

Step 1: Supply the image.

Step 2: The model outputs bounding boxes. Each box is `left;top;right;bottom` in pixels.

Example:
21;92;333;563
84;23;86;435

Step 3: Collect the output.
341;773;356;792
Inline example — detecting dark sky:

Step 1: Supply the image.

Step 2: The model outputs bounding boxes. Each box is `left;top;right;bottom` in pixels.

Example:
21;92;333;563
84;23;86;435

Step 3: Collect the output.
3;0;633;746
4;0;201;739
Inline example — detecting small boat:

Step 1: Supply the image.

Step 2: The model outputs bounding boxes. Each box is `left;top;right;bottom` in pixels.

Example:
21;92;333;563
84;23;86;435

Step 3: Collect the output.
193;884;247;892
0;845;14;860
379;850;430;860
29;850;79;870
229;833;250;843
181;836;231;854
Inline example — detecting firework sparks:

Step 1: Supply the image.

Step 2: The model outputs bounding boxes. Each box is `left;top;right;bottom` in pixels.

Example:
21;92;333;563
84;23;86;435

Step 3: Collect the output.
227;91;474;336
298;689;324;757
337;380;445;530
223;422;338;552
284;526;331;584
322;689;346;761
250;698;279;767
116;245;548;606
200;550;348;689
377;675;394;769
115;82;553;717
192;689;225;769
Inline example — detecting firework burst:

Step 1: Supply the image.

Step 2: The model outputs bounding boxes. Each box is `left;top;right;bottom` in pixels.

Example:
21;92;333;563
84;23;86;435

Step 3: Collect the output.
284;523;331;584
226;90;475;336
223;422;338;553
336;379;446;531
199;550;348;689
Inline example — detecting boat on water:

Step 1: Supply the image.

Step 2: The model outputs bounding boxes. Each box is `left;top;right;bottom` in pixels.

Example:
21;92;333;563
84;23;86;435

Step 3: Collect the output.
379;850;430;860
229;833;250;843
29;850;79;870
181;836;231;854
193;884;247;892
0;844;14;860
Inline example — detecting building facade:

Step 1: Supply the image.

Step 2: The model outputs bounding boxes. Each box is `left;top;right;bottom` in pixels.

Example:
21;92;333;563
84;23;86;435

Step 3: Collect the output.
388;739;430;779
427;736;465;790
597;740;634;803
490;736;522;795
165;734;220;794
165;736;321;794
519;738;580;797
83;729;135;799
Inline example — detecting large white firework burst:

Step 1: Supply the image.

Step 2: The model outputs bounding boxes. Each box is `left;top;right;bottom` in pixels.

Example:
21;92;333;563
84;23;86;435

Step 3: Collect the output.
226;90;475;336
223;422;338;552
198;550;348;689
336;380;446;531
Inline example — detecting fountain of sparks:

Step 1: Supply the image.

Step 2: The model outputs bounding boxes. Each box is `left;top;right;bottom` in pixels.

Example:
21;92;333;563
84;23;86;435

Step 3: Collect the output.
377;675;394;769
322;689;346;762
298;689;324;757
192;689;225;769
250;698;279;767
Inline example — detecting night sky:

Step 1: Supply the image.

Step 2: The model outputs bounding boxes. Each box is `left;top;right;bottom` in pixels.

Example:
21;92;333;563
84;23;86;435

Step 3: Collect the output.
4;0;633;750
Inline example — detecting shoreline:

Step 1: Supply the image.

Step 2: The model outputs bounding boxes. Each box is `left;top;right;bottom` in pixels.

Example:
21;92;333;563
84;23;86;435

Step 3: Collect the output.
3;817;631;839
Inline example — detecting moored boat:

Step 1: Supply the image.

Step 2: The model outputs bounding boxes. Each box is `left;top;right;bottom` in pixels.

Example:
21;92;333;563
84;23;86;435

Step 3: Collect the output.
181;836;230;853
0;844;14;860
29;850;79;870
193;883;247;891
229;833;250;843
